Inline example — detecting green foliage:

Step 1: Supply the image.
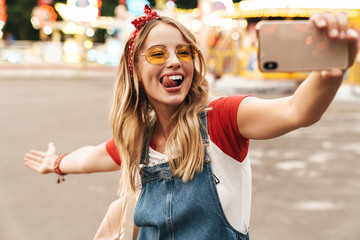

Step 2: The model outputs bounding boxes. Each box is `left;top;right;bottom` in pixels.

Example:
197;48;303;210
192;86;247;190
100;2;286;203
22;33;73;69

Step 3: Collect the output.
3;0;39;40
175;0;242;10
100;0;117;16
176;0;197;9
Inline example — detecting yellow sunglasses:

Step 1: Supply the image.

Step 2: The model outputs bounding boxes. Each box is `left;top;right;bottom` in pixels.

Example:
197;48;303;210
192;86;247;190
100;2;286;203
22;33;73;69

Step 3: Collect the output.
140;44;198;65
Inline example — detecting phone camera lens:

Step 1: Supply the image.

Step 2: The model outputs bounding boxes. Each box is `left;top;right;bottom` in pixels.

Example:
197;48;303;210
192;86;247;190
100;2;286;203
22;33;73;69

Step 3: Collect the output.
264;62;278;70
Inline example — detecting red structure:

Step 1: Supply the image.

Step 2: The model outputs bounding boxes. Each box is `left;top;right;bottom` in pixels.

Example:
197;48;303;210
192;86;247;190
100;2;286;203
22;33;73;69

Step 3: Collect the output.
37;0;54;5
0;0;7;22
34;0;57;29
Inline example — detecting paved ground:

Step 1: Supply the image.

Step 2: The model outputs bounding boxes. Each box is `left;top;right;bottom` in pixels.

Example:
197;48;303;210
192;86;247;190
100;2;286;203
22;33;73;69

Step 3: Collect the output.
1;66;360;239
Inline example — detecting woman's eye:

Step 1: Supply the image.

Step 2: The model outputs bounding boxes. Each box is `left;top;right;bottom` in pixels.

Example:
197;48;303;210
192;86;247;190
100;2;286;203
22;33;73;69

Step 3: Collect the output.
151;52;165;57
179;51;190;55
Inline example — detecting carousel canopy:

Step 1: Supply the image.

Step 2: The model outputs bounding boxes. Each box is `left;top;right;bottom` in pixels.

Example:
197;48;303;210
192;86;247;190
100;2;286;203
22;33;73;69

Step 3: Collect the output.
217;0;360;19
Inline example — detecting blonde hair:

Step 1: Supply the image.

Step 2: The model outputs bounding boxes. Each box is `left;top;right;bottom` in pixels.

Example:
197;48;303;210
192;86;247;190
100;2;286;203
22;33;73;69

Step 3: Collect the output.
110;16;210;193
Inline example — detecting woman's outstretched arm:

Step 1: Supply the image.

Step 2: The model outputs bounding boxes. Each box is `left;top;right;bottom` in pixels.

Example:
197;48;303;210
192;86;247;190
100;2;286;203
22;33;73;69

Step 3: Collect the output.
24;141;120;175
237;11;359;140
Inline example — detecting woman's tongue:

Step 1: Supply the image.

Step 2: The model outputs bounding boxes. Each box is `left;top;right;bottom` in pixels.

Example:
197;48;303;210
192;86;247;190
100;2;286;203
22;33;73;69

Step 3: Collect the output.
162;76;178;88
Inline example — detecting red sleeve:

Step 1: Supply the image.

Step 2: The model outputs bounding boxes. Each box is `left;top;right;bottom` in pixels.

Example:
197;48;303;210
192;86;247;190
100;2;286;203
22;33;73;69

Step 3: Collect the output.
106;138;121;166
208;96;249;163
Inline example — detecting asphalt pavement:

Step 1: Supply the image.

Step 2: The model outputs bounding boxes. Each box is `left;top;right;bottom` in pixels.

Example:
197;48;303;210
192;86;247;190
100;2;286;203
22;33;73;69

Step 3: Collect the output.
1;65;360;240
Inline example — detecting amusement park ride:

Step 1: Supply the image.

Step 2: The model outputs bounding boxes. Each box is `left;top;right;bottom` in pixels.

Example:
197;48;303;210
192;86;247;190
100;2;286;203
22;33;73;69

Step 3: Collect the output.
0;0;6;39
0;0;359;84
210;0;360;83
29;0;154;64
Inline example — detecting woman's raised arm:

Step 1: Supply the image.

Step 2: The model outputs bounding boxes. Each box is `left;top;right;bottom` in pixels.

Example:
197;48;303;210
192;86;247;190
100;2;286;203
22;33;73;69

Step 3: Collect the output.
237;11;359;140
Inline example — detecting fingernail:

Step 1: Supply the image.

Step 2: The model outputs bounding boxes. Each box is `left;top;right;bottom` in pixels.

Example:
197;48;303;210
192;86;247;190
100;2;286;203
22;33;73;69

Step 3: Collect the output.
319;20;326;27
330;29;339;37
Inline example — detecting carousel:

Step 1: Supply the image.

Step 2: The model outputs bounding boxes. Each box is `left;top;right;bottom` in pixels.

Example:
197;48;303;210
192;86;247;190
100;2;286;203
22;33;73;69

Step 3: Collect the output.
26;0;360;85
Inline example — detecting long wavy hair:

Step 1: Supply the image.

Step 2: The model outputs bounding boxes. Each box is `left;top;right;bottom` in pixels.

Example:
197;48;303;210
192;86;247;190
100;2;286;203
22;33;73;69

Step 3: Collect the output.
110;16;210;193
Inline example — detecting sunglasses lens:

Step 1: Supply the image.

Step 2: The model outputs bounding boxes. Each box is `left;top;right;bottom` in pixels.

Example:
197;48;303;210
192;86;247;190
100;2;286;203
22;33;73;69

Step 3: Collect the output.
177;44;198;62
145;46;167;64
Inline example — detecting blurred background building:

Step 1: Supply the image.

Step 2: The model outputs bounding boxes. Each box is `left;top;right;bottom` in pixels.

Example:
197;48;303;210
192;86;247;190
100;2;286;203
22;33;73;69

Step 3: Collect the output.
0;0;359;84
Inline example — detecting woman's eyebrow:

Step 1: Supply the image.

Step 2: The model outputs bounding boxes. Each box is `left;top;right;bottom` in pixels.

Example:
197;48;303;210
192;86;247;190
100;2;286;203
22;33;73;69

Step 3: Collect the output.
147;43;188;49
147;44;165;48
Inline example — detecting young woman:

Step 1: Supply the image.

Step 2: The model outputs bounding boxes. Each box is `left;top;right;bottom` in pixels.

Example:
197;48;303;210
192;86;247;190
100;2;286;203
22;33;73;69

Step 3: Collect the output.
24;5;359;240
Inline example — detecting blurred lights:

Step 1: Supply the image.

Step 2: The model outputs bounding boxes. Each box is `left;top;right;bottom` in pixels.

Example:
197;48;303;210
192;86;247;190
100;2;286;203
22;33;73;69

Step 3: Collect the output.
55;0;100;23
106;27;115;35
87;49;97;62
31;17;41;30
84;40;93;49
239;0;360;11
239;19;248;29
5;52;23;64
96;54;107;65
107;39;122;66
207;15;235;30
43;26;53;35
166;1;176;10
88;0;98;5
62;21;77;34
191;20;202;33
76;25;85;34
231;32;240;41
86;28;95;37
235;0;360;18
192;8;200;17
63;39;80;63
63;40;78;53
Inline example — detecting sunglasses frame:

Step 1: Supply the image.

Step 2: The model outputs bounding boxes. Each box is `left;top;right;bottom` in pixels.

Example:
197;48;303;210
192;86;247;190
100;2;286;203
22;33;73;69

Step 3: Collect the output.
140;44;199;65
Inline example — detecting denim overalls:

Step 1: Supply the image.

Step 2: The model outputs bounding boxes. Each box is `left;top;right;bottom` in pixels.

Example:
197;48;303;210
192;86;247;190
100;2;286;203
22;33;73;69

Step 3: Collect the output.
134;112;250;240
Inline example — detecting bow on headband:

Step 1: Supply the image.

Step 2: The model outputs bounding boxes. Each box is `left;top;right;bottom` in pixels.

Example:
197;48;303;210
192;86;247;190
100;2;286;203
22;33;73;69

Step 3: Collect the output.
128;5;160;78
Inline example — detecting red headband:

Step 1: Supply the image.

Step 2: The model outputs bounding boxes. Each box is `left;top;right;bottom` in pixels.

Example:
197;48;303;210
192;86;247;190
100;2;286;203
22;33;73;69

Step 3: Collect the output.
128;4;160;78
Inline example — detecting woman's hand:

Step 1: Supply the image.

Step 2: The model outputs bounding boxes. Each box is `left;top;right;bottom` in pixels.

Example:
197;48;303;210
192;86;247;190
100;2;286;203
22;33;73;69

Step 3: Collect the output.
310;11;359;80
24;142;58;174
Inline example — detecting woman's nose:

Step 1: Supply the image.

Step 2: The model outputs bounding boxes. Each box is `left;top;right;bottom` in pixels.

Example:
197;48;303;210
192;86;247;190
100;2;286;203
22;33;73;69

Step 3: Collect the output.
165;51;181;68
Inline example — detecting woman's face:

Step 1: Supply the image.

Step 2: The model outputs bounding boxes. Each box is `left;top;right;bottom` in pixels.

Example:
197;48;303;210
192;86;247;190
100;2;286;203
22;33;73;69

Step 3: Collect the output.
136;22;194;111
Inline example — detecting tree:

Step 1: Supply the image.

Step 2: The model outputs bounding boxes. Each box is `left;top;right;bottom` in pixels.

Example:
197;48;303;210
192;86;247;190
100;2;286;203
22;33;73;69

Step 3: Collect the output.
4;0;39;40
176;0;197;9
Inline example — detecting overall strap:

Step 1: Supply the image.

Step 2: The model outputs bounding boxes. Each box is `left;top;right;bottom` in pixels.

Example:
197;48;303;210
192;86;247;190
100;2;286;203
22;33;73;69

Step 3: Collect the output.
199;109;209;144
140;133;151;165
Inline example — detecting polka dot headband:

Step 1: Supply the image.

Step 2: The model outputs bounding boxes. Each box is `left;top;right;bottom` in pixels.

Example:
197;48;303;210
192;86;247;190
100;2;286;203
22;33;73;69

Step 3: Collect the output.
128;4;160;79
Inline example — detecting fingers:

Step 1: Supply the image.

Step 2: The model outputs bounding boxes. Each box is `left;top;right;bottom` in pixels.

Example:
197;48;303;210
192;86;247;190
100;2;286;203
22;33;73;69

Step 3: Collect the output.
310;12;328;29
346;29;359;67
310;11;348;39
24;151;45;168
337;11;349;39
24;154;42;172
48;142;57;155
29;150;46;159
324;11;339;38
24;151;53;174
311;11;359;70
